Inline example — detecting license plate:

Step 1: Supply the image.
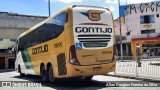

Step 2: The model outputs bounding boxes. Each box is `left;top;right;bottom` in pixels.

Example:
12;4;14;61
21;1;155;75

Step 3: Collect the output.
93;67;101;71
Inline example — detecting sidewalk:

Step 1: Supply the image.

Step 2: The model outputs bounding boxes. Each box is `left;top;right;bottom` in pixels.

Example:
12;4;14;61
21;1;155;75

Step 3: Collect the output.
108;58;160;81
0;69;14;73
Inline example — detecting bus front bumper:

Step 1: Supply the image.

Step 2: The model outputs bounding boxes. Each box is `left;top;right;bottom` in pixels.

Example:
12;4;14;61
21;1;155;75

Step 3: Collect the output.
68;61;116;77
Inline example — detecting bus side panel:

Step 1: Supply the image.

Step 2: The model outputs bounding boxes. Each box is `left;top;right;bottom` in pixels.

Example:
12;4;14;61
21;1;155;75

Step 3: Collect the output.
64;26;75;77
15;50;36;75
63;7;75;78
30;53;65;77
26;31;67;77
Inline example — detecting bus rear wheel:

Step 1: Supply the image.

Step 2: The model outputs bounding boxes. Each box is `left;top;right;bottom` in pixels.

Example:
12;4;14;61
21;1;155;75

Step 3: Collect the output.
40;65;47;81
48;65;55;82
83;76;93;80
18;65;25;77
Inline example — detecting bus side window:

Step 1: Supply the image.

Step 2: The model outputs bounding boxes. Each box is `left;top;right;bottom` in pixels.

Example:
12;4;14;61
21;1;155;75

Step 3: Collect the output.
55;12;66;37
44;11;67;41
45;18;56;40
18;38;23;51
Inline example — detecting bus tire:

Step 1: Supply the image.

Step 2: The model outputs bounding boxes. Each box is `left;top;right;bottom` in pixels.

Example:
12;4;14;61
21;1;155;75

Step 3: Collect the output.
40;65;47;81
48;65;55;82
18;65;25;77
83;76;93;80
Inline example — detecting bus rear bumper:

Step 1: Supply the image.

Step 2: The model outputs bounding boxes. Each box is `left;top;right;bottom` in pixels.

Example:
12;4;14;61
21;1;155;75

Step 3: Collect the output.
68;61;116;77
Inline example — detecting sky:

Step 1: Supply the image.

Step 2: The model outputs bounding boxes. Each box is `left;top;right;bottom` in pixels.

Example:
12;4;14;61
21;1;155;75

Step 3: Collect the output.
0;0;159;19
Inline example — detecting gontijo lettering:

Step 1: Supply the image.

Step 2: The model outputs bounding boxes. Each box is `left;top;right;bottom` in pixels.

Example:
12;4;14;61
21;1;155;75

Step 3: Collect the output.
32;44;48;55
75;27;112;33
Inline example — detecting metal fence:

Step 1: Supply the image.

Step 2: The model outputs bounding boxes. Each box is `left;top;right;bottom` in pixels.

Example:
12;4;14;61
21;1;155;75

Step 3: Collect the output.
115;56;160;80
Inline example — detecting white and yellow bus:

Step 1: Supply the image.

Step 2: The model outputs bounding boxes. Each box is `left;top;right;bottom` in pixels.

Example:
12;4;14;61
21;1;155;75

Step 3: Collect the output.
15;5;116;81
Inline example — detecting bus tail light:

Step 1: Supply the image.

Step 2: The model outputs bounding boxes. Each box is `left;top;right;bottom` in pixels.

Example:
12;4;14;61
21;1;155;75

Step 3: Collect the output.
69;45;80;65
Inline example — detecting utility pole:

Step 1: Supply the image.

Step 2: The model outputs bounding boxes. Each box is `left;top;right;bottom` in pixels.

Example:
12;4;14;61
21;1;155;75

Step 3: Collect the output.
126;0;127;6
118;0;123;61
48;0;51;17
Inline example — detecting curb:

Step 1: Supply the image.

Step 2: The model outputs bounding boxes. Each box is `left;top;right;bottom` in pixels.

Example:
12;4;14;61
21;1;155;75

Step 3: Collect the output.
0;69;14;73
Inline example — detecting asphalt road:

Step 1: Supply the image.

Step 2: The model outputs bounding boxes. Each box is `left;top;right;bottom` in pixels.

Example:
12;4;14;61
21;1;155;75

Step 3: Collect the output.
0;70;159;90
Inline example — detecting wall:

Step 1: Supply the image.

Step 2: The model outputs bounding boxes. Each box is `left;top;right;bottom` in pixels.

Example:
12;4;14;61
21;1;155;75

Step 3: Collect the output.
0;12;47;49
0;12;47;29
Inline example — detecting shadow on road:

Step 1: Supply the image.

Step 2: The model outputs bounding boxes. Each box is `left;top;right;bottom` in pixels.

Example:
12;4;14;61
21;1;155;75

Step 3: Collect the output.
14;75;108;90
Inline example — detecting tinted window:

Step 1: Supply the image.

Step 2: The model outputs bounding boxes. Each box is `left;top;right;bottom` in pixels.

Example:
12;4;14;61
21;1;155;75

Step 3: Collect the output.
38;24;47;43
43;11;66;41
55;12;66;37
45;17;56;41
28;30;39;47
18;30;39;51
18;37;25;50
18;12;67;51
140;15;155;24
141;29;155;34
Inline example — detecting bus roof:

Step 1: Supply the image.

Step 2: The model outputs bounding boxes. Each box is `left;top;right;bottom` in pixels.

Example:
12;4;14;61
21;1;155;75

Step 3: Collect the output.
17;5;111;40
72;5;110;11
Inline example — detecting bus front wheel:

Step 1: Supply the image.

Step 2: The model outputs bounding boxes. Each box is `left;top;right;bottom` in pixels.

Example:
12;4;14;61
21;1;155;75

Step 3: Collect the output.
48;65;55;82
18;65;25;77
40;65;47;81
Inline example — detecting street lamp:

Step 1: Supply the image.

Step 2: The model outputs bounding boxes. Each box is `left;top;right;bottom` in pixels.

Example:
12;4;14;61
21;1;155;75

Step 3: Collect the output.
118;0;123;61
48;0;51;17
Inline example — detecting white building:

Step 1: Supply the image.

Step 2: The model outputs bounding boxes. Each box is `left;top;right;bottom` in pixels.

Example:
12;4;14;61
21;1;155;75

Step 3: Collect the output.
114;17;128;56
124;1;160;57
